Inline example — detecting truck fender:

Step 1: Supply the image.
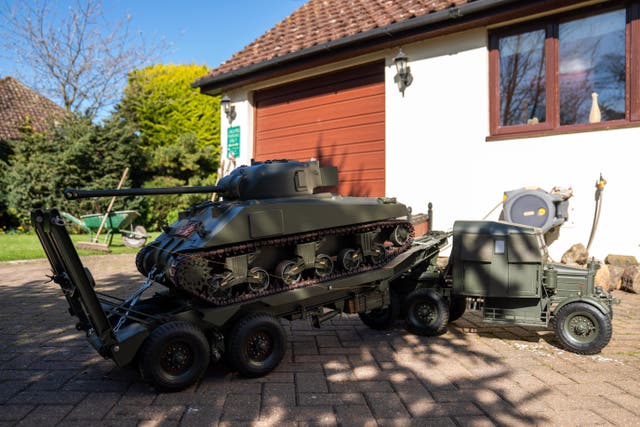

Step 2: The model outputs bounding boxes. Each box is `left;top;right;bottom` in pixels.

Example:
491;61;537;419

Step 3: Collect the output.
552;296;611;318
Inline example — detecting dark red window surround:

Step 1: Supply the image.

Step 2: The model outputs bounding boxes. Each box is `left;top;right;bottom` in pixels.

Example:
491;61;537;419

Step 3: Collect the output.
489;1;640;139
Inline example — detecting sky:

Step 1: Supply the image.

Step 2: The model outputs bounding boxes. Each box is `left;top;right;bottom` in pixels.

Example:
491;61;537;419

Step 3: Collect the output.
0;0;306;78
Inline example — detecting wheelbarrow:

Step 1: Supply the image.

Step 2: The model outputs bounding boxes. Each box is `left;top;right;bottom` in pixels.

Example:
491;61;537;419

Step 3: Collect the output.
61;210;147;249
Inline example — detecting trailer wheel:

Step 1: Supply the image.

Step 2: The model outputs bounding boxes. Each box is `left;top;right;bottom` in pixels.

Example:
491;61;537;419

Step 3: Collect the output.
448;296;467;323
358;291;399;330
139;321;210;392
228;312;286;378
404;288;449;336
553;302;612;355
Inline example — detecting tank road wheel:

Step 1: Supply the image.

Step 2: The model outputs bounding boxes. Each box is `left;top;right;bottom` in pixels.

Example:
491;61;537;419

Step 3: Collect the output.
247;267;270;292
390;224;411;246
314;254;334;278
276;260;301;286
358;291;400;330
404;288;449;336
369;243;387;264
339;248;363;272
553;302;612;355
448;296;467;323
228;312;287;378
139;321;210;392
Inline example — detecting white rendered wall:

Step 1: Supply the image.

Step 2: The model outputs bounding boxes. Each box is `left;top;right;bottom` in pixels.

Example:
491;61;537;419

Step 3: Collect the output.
385;28;639;261
219;90;254;168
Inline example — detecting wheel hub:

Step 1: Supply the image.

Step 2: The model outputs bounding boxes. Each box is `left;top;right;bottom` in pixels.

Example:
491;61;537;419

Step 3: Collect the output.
247;331;272;361
416;303;436;324
569;316;595;337
161;342;193;375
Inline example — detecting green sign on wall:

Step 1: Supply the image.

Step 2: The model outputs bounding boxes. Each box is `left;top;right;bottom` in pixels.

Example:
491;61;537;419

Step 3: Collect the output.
227;126;240;159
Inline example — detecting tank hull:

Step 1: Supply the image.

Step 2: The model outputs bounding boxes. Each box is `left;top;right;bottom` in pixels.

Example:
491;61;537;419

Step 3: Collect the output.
137;194;412;303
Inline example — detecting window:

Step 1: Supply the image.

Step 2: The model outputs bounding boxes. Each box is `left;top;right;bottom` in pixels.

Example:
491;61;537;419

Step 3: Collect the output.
489;2;640;137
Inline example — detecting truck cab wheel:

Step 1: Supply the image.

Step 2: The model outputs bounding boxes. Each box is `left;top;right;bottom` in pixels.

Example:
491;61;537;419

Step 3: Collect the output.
404;288;449;336
139;321;210;392
358;291;399;330
553;302;612;355
228;312;286;378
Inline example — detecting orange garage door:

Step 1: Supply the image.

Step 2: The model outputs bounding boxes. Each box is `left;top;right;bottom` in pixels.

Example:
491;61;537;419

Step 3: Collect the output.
253;61;385;197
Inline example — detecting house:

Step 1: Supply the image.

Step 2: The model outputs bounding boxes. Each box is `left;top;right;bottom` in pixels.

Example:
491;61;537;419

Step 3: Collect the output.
0;76;67;156
193;0;640;261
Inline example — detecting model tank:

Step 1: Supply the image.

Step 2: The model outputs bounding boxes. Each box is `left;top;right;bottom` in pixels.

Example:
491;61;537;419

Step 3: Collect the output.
64;160;414;305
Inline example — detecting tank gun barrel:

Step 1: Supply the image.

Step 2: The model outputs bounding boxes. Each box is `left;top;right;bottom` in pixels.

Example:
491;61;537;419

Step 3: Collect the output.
64;185;223;200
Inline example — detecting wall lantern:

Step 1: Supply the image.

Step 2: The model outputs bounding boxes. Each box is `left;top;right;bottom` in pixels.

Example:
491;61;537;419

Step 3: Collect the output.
393;49;413;96
221;95;236;123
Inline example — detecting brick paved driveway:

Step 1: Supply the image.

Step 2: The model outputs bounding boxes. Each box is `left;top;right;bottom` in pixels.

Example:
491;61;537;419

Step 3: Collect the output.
1;254;639;426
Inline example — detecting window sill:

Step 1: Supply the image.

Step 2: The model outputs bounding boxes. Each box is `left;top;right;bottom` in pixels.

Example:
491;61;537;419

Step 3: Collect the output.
486;120;640;142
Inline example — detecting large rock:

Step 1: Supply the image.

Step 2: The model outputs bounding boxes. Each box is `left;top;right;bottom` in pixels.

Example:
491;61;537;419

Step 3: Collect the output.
634;270;640;294
595;264;614;292
605;254;639;267
608;265;625;290
594;264;637;292
621;266;638;293
602;255;639;293
561;243;589;265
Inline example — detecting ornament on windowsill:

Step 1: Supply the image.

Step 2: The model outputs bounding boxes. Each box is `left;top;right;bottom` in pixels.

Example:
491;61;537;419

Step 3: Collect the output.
589;92;601;123
527;117;539;125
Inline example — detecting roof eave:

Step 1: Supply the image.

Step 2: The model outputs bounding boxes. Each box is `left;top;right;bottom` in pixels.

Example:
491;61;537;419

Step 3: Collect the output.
193;0;521;94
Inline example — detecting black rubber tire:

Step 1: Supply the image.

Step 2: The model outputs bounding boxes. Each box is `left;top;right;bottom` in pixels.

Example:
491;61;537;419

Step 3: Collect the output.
139;321;210;392
553;302;612;355
404;288;449;336
358;291;400;330
448;296;467;323
228;312;287;378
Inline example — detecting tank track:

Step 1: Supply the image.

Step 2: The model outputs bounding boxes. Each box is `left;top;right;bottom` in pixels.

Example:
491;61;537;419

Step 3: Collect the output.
166;219;414;306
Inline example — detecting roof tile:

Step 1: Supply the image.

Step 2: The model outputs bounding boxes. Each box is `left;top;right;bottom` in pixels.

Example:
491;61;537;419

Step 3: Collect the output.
0;77;67;141
205;0;472;79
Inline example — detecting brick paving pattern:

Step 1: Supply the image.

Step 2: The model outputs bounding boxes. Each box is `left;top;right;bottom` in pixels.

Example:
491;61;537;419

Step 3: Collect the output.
1;254;639;426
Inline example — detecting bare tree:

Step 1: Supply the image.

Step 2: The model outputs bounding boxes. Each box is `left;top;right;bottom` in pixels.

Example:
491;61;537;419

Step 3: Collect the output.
0;0;166;119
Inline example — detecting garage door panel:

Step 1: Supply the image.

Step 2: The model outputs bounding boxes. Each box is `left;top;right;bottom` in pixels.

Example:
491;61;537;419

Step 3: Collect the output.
257;139;385;160
340;180;385;197
256;124;385;157
256;97;383;133
256;66;383;108
254;61;385;197
257;112;385;141
323;152;385;172
257;86;383;121
256;96;383;133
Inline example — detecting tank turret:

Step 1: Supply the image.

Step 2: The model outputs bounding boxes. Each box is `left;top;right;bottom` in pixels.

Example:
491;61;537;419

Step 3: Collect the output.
215;159;339;200
65;160;414;305
63;159;338;201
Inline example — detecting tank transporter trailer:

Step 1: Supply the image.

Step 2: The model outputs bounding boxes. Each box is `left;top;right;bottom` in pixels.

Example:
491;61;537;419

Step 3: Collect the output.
33;160;616;392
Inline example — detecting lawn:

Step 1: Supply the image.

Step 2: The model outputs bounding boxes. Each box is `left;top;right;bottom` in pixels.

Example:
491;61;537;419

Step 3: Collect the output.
0;232;159;262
